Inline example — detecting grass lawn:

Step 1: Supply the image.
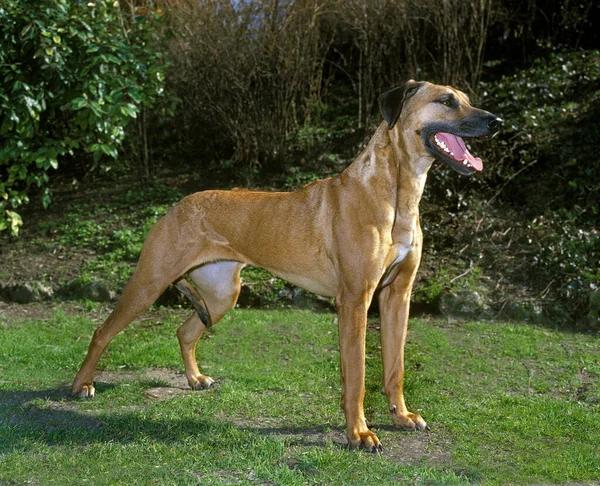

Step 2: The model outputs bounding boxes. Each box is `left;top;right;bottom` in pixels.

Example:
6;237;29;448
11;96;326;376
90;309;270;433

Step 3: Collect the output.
0;305;599;485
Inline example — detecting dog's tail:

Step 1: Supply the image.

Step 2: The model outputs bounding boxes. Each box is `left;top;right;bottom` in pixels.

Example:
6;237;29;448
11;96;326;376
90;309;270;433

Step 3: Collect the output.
174;279;213;328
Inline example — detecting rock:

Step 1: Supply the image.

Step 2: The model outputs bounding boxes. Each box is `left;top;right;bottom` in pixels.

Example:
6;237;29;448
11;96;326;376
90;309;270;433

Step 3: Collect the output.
577;289;600;330
79;281;115;302
291;288;334;310
588;290;600;323
439;291;488;318
502;300;547;324
546;304;572;326
2;282;54;303
276;287;334;309
277;287;295;302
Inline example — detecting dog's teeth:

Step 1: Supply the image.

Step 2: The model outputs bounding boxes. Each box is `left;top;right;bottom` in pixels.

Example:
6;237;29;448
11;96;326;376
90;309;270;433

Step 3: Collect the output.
435;137;456;157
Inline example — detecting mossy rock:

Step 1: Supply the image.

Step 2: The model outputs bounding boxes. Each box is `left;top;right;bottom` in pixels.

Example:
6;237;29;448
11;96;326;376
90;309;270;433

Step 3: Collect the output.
1;282;54;303
439;291;489;318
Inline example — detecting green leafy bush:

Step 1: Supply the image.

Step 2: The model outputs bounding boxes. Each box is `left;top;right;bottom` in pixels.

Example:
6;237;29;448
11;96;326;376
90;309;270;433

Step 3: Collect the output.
0;0;167;234
527;210;599;310
480;50;600;209
480;50;600;315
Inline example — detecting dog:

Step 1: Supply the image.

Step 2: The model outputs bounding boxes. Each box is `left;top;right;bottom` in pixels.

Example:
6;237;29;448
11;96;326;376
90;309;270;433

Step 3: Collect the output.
72;80;502;451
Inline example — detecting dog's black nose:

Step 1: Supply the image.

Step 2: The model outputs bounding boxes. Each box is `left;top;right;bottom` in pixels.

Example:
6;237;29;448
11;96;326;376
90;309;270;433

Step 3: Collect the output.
488;116;503;132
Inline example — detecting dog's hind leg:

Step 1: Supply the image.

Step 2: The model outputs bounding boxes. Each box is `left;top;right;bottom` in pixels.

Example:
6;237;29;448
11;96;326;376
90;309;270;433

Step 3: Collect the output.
71;266;175;398
176;261;244;390
72;212;197;398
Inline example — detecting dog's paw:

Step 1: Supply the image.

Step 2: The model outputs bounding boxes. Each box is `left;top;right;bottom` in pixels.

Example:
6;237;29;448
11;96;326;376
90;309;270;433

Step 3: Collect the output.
348;430;383;453
72;383;95;399
189;374;215;390
392;410;428;431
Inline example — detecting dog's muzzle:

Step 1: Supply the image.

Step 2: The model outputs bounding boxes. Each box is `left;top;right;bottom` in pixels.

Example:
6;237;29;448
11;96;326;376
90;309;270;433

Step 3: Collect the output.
423;111;503;176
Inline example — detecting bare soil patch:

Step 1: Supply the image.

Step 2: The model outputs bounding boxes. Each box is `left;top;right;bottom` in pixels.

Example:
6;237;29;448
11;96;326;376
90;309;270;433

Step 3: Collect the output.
96;367;192;400
380;427;451;465
222;412;449;465
0;300;112;323
0;245;94;287
95;367;193;401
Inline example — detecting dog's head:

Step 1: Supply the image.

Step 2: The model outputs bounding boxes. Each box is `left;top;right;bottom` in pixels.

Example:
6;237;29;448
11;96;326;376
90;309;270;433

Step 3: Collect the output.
379;80;502;176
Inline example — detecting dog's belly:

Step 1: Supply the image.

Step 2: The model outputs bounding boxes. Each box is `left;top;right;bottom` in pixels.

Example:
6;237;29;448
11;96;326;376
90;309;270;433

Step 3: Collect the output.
267;267;338;298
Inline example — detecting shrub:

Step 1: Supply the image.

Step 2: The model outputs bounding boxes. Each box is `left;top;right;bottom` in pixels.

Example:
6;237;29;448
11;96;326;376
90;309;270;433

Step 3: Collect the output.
164;0;329;172
0;0;167;234
479;50;600;316
476;50;600;217
163;0;502;172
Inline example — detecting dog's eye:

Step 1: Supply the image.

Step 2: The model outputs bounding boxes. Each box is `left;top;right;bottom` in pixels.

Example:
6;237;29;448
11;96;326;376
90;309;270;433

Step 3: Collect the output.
438;97;453;107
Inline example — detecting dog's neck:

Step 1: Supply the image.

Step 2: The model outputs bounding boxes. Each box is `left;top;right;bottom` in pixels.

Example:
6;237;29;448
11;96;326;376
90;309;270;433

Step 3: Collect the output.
374;122;432;218
340;122;431;241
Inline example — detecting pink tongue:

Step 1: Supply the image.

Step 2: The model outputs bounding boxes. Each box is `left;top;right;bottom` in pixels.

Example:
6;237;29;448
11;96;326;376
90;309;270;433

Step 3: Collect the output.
436;132;483;171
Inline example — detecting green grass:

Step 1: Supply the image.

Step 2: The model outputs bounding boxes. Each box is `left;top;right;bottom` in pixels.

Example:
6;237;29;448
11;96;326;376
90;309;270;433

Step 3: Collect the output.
1;307;599;485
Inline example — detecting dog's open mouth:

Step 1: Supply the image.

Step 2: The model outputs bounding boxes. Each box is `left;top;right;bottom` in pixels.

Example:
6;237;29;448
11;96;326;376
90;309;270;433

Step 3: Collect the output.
429;132;483;175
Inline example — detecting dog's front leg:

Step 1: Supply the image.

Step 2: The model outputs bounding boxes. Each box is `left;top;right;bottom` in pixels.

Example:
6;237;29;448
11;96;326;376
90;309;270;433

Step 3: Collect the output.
378;272;428;431
337;290;382;452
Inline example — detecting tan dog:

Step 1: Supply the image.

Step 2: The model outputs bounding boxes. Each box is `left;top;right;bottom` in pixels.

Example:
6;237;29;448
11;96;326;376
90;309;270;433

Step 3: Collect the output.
72;81;502;451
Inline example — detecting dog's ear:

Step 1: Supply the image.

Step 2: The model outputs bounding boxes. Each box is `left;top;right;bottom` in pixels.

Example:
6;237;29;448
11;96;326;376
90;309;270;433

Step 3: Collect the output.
379;80;423;129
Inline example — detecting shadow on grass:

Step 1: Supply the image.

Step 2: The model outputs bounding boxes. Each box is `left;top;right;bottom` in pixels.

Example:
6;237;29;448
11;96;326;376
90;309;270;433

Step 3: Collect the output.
248;424;347;449
1;398;234;454
0;386;348;454
0;384;121;406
